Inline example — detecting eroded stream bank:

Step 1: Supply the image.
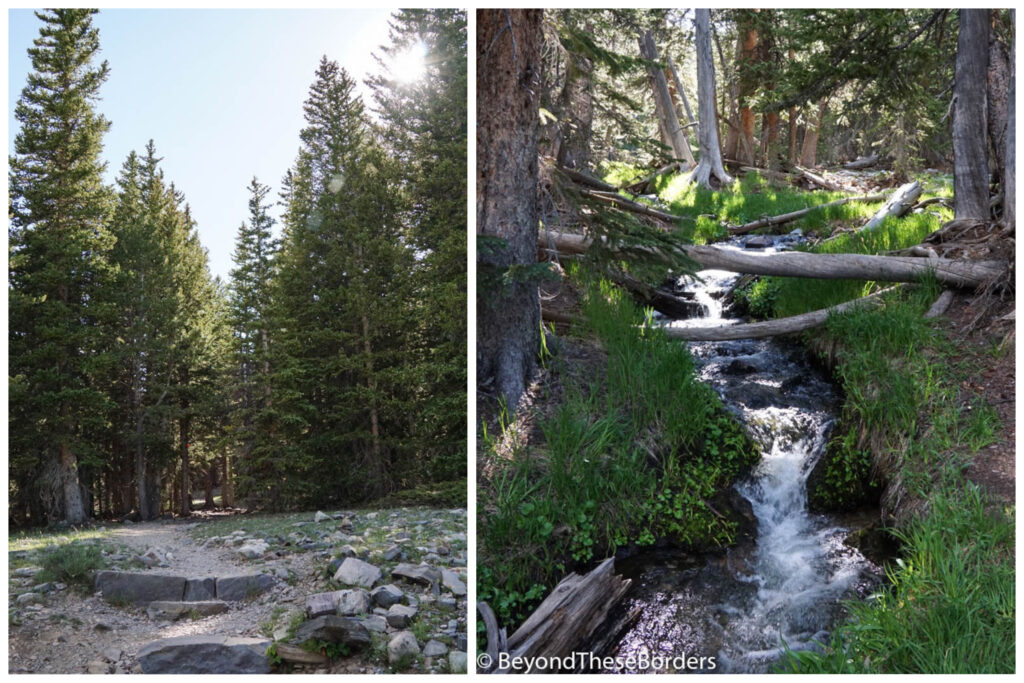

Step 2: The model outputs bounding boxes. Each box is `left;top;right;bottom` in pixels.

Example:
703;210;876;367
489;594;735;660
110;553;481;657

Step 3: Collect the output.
605;238;883;673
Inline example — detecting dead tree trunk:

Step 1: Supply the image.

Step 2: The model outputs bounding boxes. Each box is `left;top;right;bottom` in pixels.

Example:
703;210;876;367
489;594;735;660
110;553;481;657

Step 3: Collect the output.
639;30;695;168
690;9;734;189
953;9;991;220
987;32;1010;202
844;153;879;170
539;230;1003;289
856;181;923;232
477;9;543;410
1006;10;1016;229
799;98;828;167
664;287;899;341
478;558;632;673
666;54;696;127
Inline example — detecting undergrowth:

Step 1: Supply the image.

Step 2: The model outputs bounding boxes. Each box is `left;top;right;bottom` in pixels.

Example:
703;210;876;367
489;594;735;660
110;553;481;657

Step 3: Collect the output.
37;542;106;591
478;274;758;630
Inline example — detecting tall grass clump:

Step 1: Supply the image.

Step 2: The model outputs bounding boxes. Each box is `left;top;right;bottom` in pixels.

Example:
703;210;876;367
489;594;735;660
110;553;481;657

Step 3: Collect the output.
780;486;1014;674
478;276;758;629
38;542;106;590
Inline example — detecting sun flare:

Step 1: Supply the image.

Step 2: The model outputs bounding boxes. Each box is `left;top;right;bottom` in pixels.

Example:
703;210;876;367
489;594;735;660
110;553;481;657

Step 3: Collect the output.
391;42;427;83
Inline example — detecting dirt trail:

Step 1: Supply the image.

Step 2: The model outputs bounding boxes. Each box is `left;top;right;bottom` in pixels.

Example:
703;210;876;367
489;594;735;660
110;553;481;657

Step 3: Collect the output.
9;519;313;674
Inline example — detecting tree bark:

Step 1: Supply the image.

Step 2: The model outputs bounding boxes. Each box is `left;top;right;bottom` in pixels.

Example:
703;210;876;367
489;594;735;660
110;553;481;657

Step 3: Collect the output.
734;11;760;165
799;98;828;167
690;9;734;189
59;440;87;524
1005;10;1015;229
666;54;696;127
987;32;1010;199
477;9;543;410
179;413;190;518
538;230;1003;289
953;9;991;220
639;30;695;168
855;181;923;233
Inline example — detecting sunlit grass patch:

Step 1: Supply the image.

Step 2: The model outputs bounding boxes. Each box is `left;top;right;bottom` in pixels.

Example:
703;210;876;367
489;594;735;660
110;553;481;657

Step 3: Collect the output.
9;526;115;554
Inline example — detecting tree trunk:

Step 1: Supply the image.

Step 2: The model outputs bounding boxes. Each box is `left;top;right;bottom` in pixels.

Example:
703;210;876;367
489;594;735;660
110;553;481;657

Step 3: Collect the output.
59;440;87;524
204;464;215;510
735;11;760;165
135;411;150;521
1005;10;1015;228
690;9;734;189
787;51;799;164
221;453;234;507
953;9;991;220
987;31;1010;203
361;312;383;492
799;98;828;167
854;181;923;233
666;54;696;127
178;413;190;517
477;9;543;410
639;30;695;168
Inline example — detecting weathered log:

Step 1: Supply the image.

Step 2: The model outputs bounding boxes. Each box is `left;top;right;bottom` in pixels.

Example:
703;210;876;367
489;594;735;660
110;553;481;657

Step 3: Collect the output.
924;290;954;318
615;272;707;319
578;188;685;224
844;153;880;170
541;308;576;326
562;168;620;193
537;230;1003;289
663;287;900;341
729;193;885;235
639;31;696;168
481;558;630;673
857;181;923;232
476;602;507;673
625;162;681;194
795;165;841;191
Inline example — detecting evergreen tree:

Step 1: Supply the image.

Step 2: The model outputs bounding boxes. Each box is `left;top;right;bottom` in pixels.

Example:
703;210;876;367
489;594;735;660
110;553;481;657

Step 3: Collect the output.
9;9;114;524
369;9;468;482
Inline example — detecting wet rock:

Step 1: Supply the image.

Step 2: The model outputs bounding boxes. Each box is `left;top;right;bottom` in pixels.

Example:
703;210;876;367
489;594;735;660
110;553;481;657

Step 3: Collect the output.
215;573;274;601
386;604;418;628
184;577;217;601
293;615;370;648
370;584;403;608
391;563;441;588
387;631;420;665
710;487;758;544
449;650;468;673
724;359;759;375
146;600;228;621
137;635;272;674
95;571;186;605
333;558;381;588
440;569;466;597
423;639;448;657
745;235;771;249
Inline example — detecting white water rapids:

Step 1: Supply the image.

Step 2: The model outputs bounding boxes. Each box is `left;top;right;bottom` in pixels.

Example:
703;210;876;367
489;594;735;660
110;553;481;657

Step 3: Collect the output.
608;238;877;674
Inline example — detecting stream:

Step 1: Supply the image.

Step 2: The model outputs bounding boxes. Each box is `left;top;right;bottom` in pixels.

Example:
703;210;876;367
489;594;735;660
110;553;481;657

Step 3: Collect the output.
606;236;880;674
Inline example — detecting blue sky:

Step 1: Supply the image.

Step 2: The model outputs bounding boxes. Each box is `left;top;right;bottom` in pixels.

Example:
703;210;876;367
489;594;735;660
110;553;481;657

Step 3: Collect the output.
8;8;398;279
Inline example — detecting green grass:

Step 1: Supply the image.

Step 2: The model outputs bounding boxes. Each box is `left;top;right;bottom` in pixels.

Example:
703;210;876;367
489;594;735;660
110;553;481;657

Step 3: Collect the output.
479;274;758;628
9;526;115;554
36;542;106;591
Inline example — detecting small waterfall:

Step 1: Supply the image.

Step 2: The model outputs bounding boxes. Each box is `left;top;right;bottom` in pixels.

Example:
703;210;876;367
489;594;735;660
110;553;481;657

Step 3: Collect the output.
609;236;875;674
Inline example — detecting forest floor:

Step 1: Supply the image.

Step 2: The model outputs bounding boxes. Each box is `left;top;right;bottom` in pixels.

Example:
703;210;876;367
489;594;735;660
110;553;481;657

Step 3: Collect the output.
8;507;468;674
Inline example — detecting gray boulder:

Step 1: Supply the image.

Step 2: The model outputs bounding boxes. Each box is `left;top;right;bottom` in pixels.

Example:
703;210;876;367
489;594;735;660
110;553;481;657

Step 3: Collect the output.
441;569;467;597
423;639;448;657
387;631;420;666
293;615;370;648
386;603;418;628
137;635;271;674
215;573;274;601
391;563;441;587
95;571;185;605
449;650;468;674
370;584;403;608
363;615;388;633
333;558;381;588
336;589;370;616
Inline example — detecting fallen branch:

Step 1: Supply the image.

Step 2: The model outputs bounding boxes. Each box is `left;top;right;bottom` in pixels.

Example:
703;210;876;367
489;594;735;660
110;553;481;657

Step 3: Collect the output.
562;168;620;193
662;287;900;341
924;290;954;318
625;162;681;193
538;230;1003;289
729;193;885;235
856;181;922;233
795;165;841;191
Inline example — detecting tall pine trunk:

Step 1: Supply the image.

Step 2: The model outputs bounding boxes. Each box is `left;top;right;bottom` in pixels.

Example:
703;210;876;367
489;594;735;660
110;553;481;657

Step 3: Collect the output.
639;30;695;168
477;9;543;410
690;9;734;189
953;9;991;220
799;98;828;167
179;412;190;517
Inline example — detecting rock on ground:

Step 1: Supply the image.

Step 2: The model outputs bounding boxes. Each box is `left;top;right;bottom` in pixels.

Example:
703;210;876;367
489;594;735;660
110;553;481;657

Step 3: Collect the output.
137;635;271;674
293;615;371;648
146;600;228;621
333;558;381;588
387;631;420;666
94;571;185;605
215;573;274;601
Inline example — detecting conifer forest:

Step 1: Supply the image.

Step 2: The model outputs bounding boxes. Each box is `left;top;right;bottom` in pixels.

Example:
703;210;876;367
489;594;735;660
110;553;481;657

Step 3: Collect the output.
9;8;468;527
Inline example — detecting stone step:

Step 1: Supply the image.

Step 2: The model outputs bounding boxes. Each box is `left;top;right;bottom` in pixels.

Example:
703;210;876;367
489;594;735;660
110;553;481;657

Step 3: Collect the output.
94;570;273;605
138;635;271;674
146;600;228;621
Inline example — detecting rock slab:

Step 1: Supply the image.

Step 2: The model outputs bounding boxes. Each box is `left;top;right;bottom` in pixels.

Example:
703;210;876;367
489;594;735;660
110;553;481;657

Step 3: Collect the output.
95;571;185;605
293;615;371;648
333;558;381;588
183;577;216;601
137;635;271;674
215;573;274;601
146;600;228;621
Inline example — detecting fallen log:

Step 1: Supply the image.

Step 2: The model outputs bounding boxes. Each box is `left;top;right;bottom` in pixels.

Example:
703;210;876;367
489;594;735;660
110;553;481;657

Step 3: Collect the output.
625;162;681;194
539;230;1004;289
844;153;880;170
856;180;922;233
478;558;631;674
924;290;954;318
729;193;885;235
662;287;900;341
795;166;842;191
562;168;620;193
541;308;576;325
578;188;686;224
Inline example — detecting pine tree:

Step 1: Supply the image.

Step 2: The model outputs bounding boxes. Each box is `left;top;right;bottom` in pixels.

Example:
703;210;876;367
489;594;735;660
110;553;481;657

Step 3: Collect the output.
369;9;467;482
9;9;114;524
228;178;279;505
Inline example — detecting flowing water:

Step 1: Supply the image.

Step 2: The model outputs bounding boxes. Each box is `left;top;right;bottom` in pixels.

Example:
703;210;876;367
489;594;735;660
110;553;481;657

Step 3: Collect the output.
606;237;879;674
